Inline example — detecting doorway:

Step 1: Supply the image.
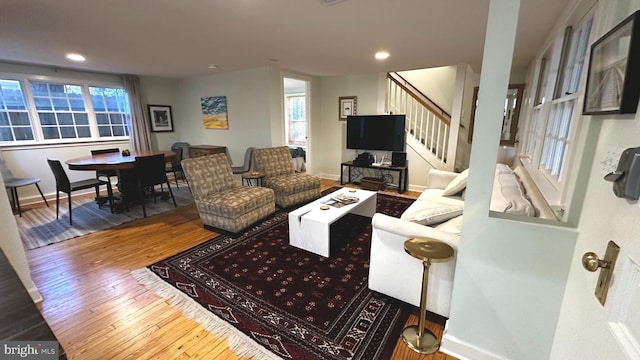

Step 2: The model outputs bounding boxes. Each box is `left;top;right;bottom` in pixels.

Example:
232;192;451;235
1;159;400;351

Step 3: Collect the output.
283;75;310;173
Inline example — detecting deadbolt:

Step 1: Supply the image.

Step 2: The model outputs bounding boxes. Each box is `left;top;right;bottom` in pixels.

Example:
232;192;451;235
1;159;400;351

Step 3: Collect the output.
581;241;620;306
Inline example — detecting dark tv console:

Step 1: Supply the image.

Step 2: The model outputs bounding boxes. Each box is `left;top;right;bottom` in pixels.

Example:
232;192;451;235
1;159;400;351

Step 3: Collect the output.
340;161;408;194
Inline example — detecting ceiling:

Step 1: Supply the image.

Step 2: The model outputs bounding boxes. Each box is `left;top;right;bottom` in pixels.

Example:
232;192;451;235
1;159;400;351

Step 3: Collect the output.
0;0;571;79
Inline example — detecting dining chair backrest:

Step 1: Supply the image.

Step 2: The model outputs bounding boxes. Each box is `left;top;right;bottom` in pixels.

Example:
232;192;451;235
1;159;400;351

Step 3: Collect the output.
135;154;167;187
171;142;190;161
231;147;254;174
91;148;120;155
47;159;71;192
0;156;15;180
170;146;183;167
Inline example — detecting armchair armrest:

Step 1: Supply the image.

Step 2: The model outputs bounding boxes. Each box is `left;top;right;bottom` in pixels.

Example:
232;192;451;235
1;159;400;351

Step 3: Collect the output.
427;169;459;190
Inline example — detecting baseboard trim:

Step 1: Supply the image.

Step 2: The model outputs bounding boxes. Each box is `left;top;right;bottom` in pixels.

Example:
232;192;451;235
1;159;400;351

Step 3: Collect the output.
27;283;43;304
440;332;509;360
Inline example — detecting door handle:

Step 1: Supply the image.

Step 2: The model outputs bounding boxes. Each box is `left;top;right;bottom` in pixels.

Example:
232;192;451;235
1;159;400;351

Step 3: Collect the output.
581;252;611;272
581;241;620;305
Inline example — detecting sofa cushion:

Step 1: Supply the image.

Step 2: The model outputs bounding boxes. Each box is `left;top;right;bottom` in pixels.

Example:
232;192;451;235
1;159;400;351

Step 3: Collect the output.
434;215;463;235
490;171;535;216
401;200;464;225
442;169;469;196
417;188;464;204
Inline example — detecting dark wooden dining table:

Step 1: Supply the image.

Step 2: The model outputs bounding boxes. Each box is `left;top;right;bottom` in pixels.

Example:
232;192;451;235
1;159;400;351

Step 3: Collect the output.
66;150;175;171
66;150;176;209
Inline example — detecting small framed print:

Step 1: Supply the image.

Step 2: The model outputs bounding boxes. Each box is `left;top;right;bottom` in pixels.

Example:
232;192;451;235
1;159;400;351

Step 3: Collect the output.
583;10;640;115
339;96;357;121
148;105;174;132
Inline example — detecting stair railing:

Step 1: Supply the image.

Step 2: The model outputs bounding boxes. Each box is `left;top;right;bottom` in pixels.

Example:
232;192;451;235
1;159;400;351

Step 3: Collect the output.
386;72;452;168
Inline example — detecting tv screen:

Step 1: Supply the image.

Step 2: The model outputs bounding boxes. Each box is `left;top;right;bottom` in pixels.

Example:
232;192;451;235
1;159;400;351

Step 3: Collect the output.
346;115;406;152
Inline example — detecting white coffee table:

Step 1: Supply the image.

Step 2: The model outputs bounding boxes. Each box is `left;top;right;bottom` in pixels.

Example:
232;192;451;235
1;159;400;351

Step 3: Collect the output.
288;188;377;257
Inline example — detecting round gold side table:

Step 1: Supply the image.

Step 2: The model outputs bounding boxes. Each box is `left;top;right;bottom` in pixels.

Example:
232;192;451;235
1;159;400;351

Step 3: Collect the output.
241;171;265;186
401;237;455;354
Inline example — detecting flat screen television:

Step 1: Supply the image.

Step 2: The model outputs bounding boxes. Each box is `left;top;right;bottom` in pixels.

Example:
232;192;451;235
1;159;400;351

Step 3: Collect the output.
346;114;406;152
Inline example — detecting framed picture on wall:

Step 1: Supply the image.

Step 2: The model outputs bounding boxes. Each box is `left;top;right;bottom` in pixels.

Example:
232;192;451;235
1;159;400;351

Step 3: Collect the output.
583;10;640;115
339;96;357;121
148;105;174;132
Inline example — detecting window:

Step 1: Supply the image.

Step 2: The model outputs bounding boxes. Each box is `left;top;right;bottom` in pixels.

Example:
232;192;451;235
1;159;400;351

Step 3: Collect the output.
285;94;306;146
30;82;91;140
90;87;130;137
0;75;130;145
0;80;34;141
541;17;593;181
522;13;594;208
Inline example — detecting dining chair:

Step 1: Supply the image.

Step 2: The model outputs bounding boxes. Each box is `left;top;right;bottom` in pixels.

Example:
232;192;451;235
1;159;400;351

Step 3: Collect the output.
135;154;177;218
47;159;114;225
165;145;187;189
91;148;119;182
1;157;49;216
90;148;120;204
231;147;254;175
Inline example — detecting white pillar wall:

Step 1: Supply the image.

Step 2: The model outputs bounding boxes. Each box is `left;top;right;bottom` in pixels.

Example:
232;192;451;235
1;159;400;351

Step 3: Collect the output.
440;0;578;359
0;175;42;303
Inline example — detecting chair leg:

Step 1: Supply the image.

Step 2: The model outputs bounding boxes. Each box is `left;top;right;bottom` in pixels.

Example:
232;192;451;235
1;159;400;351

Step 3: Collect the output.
68;193;72;226
183;172;190;192
106;182;114;214
12;188;22;217
173;170;180;189
55;191;60;219
138;180;147;218
35;183;49;207
94;183;100;206
166;180;177;208
95;185;103;209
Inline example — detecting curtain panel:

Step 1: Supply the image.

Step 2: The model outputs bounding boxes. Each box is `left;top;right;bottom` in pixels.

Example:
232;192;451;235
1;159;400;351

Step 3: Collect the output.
123;75;152;152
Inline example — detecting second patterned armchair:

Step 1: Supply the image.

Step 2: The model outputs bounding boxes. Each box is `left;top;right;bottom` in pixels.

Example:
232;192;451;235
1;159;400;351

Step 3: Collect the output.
253;146;321;208
181;153;275;234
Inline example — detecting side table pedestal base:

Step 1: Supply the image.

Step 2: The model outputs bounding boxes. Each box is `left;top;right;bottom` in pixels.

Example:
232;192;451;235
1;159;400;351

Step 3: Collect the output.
401;325;439;354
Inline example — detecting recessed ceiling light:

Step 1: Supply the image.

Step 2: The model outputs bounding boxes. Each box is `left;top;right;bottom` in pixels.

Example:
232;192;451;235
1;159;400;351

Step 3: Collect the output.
208;64;218;69
375;51;390;60
65;53;86;62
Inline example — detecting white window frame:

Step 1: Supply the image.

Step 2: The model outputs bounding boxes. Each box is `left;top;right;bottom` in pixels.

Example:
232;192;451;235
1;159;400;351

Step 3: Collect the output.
0;72;130;146
285;93;307;146
520;9;596;211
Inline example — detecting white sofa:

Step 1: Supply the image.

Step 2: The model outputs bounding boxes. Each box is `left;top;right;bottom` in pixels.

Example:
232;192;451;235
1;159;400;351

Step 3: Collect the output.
368;164;555;318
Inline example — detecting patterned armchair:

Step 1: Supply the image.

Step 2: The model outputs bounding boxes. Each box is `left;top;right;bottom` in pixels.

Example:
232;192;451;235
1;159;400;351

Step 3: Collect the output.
253;146;321;208
181;153;275;234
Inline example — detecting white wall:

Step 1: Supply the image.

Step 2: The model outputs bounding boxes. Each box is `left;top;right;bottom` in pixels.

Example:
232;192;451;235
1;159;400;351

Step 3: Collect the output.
441;1;578;359
0;175;42;302
398;66;458;113
140;76;181;151
312;73;382;178
173;67;276;164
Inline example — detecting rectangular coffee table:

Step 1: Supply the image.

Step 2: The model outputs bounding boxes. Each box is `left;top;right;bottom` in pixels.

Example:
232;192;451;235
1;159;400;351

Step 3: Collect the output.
288;188;377;257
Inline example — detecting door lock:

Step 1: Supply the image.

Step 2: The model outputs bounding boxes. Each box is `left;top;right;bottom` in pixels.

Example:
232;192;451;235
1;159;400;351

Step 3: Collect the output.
581;241;620;305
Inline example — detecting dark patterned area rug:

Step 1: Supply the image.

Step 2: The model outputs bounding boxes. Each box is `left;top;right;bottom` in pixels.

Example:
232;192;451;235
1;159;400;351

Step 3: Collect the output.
132;189;414;360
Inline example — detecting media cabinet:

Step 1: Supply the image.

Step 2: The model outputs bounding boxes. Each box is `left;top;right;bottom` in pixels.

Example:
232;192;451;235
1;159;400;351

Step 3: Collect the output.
340;161;408;193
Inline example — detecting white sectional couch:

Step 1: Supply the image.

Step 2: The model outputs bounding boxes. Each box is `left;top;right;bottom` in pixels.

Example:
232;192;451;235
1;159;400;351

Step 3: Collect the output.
368;164;555;318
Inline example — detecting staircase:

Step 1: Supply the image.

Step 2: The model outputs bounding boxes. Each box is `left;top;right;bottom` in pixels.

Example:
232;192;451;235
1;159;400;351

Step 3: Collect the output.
386;72;456;170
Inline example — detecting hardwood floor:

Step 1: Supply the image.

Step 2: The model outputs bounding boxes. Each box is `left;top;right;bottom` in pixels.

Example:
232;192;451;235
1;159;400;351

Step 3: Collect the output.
24;180;457;360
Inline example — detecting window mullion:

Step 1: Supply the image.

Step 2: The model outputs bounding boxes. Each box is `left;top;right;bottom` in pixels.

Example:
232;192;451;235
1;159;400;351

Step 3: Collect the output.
21;79;44;142
83;84;100;138
533;102;552;169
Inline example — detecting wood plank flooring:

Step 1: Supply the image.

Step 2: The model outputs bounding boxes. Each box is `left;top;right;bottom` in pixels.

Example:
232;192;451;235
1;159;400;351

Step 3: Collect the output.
24;180;457;360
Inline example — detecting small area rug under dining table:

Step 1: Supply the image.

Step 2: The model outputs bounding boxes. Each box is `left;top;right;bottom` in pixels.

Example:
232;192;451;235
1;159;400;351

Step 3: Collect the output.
132;189;415;360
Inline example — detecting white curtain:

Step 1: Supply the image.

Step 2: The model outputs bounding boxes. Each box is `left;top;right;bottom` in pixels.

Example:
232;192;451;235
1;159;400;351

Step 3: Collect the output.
123;75;152;151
